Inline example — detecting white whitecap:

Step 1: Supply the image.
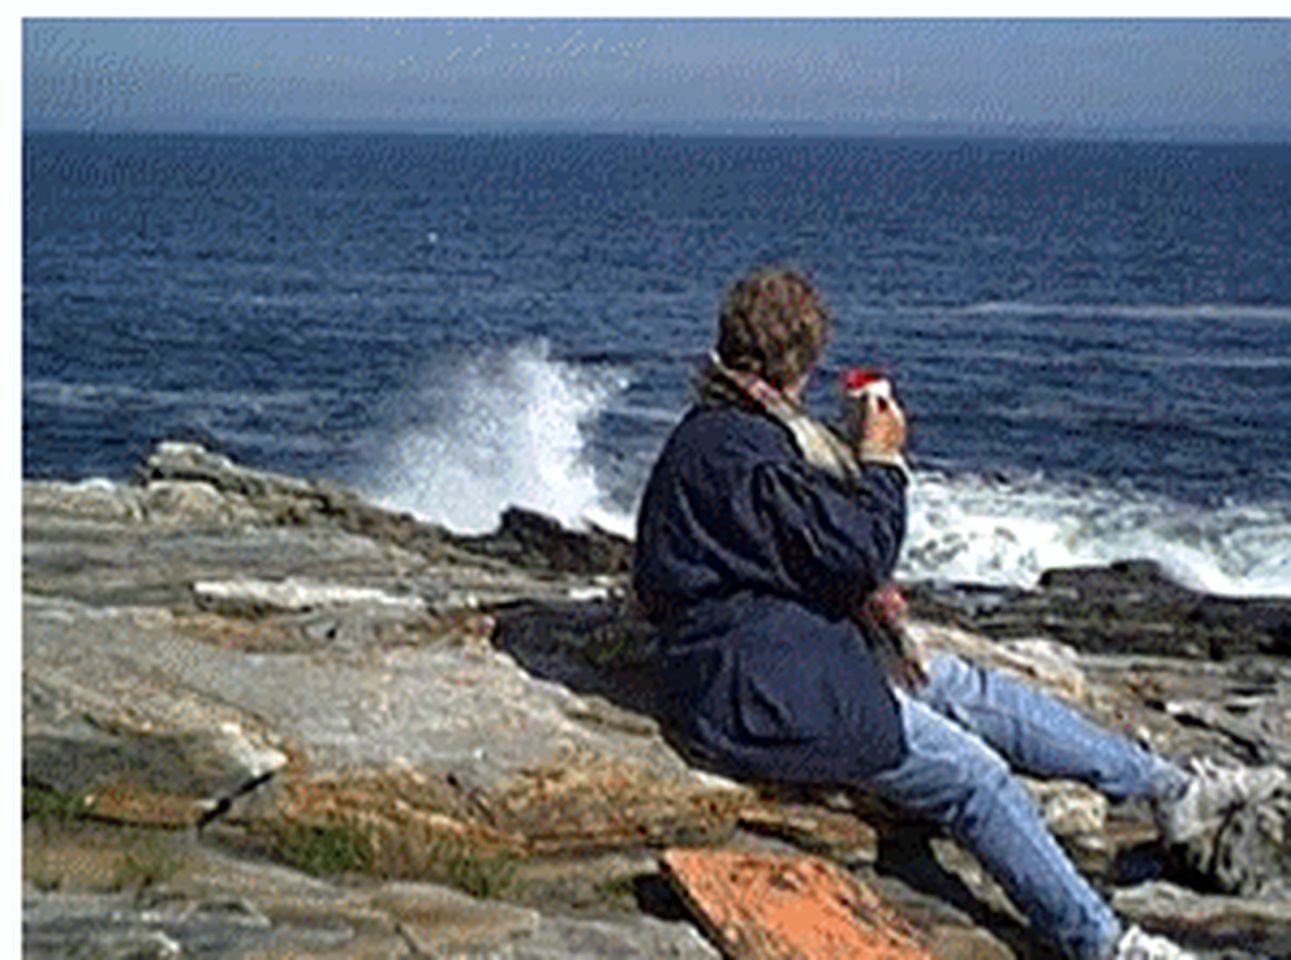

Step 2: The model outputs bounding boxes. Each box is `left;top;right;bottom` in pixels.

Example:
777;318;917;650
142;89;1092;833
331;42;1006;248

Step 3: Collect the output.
364;340;629;535
901;469;1291;598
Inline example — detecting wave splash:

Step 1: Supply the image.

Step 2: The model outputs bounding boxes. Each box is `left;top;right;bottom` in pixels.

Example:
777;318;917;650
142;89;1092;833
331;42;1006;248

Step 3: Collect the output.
365;341;628;535
902;470;1291;598
364;343;1289;599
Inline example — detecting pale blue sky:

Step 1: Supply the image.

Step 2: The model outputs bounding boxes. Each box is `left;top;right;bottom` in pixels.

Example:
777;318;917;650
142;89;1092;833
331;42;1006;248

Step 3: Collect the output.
22;19;1291;140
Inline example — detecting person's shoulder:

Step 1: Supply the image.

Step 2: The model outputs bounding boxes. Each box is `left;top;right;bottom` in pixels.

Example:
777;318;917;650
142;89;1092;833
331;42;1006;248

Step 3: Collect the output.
670;404;793;462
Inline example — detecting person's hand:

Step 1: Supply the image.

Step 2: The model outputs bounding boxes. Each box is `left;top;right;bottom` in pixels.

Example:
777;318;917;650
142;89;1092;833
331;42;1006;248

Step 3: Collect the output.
890;644;931;690
857;391;907;462
862;584;929;690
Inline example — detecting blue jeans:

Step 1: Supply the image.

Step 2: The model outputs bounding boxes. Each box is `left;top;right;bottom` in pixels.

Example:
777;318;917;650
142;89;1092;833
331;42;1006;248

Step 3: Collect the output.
865;653;1189;960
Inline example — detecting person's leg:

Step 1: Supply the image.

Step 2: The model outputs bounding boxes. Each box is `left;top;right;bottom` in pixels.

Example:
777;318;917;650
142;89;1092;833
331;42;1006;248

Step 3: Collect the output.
914;653;1189;803
867;694;1121;960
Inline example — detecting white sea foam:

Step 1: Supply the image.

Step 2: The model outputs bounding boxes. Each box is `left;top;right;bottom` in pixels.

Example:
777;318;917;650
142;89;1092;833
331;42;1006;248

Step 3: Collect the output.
365;341;629;535
362;344;1289;598
901;469;1291;598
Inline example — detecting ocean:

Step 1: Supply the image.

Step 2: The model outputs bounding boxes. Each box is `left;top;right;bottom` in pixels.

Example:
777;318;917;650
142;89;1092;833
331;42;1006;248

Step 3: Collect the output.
22;132;1291;597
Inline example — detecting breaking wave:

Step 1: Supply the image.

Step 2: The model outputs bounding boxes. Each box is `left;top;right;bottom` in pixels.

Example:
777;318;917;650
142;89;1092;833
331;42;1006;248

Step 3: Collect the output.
901;468;1291;598
362;342;1289;598
364;341;629;536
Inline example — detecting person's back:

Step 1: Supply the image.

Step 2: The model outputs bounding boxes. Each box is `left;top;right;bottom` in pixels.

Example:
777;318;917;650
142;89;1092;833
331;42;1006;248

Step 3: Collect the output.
634;399;909;783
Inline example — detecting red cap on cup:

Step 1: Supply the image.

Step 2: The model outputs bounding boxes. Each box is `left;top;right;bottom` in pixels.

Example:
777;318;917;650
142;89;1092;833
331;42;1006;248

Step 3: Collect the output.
842;367;886;393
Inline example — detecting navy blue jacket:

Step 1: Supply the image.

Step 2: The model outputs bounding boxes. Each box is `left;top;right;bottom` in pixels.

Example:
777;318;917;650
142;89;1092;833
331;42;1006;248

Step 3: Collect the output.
633;403;909;783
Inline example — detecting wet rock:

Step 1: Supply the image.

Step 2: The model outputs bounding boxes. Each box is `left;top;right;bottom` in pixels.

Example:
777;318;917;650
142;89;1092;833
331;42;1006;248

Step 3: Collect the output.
451;506;632;576
494;595;651;660
907;560;1291;658
1111;880;1291;958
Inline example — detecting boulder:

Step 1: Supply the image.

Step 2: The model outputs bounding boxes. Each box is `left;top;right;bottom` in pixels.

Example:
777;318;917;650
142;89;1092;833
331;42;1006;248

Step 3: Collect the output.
907;560;1291;658
450;506;633;575
140;480;259;526
1111;880;1291;957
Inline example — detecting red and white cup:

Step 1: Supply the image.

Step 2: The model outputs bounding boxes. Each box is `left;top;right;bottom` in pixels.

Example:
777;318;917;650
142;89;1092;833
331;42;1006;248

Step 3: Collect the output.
841;367;894;442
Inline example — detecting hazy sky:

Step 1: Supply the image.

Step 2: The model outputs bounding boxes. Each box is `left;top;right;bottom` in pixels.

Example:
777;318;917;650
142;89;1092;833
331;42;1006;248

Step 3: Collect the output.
22;18;1291;140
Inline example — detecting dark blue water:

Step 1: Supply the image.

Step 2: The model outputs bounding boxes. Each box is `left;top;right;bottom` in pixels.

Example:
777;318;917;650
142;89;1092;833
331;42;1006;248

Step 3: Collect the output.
23;132;1291;594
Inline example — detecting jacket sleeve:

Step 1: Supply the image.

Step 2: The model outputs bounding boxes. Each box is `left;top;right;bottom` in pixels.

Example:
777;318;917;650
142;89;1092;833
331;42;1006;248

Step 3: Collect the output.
749;458;907;619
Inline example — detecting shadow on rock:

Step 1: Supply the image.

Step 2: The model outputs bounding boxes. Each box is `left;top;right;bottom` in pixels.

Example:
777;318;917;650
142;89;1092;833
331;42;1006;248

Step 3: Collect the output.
872;823;1040;959
490;595;666;723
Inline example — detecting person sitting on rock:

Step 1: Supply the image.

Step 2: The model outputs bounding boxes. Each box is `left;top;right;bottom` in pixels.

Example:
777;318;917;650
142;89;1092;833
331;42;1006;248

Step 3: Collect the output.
632;264;1286;960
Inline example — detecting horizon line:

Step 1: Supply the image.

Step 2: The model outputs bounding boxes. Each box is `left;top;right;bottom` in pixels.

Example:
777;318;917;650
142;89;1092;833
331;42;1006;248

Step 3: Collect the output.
22;121;1291;148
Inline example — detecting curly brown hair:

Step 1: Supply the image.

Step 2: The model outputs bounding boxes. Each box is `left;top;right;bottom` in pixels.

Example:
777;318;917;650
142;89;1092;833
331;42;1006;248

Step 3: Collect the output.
715;266;832;390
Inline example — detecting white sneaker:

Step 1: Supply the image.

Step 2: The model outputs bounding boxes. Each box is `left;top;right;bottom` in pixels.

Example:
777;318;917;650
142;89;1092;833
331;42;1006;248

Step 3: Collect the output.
1113;925;1195;960
1154;757;1288;845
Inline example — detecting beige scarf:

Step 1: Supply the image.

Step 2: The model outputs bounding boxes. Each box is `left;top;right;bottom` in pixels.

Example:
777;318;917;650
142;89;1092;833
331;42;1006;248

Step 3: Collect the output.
696;353;864;486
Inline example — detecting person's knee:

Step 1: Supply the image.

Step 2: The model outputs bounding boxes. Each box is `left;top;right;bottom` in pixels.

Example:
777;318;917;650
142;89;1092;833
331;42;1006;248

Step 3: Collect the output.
898;735;1014;830
920;651;985;710
943;747;1019;833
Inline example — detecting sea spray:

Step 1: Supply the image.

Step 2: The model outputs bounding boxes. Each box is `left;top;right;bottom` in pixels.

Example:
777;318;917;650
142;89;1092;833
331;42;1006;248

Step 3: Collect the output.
365;341;629;535
901;469;1291;598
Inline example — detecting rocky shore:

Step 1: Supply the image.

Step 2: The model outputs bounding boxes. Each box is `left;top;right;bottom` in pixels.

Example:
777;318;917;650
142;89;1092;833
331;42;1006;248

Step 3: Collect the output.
22;442;1291;959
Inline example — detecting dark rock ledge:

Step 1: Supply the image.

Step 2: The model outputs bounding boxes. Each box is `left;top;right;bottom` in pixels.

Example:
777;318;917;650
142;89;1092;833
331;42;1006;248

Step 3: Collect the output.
22;442;1291;959
907;561;1291;660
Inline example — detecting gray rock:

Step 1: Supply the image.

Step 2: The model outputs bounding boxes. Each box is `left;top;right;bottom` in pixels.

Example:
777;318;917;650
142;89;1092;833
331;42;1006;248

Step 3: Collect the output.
22;888;328;960
1112;880;1291;958
140;481;260;527
449;507;632;576
24;478;144;522
375;880;718;959
1022;780;1109;840
23;442;1291;960
192;577;428;619
24;717;286;828
137;441;331;509
70;930;184;960
907;559;1291;658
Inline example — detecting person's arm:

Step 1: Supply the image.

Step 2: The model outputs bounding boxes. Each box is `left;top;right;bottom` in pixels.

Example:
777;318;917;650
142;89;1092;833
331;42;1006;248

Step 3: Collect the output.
749;457;908;619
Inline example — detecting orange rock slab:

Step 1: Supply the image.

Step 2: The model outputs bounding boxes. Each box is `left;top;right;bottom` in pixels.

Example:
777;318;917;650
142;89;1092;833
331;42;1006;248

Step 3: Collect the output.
662;847;937;960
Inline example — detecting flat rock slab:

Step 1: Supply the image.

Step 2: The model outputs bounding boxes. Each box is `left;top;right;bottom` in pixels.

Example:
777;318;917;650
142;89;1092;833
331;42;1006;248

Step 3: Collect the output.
192;578;428;618
661;848;937;960
1111;881;1291;959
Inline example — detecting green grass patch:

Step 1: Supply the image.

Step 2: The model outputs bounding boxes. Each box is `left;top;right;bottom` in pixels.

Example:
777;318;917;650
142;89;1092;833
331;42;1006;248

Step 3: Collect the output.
594;872;641;905
432;837;519;900
272;819;376;877
23;785;89;827
258;815;522;897
112;836;184;892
